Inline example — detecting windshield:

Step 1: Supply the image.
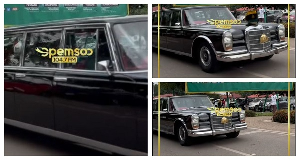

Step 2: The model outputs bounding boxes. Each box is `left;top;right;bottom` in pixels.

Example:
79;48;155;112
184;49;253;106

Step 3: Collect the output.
171;96;214;111
184;7;236;25
113;21;148;71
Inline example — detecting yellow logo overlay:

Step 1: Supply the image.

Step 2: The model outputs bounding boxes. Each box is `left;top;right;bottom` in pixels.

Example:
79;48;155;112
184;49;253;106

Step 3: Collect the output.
207;107;242;117
207;19;242;29
260;34;269;44
35;47;93;63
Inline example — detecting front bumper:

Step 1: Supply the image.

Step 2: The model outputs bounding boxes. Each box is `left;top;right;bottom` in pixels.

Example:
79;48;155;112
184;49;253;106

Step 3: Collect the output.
187;123;247;137
216;41;287;62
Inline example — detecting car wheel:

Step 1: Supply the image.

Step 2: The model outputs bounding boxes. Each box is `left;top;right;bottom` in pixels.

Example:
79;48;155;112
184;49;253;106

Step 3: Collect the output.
197;42;220;73
177;124;191;146
226;131;240;138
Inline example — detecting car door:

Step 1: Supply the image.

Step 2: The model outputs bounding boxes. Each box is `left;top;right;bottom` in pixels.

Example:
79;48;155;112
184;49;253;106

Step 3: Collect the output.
4;33;24;120
13;30;61;129
52;26;139;152
167;10;184;52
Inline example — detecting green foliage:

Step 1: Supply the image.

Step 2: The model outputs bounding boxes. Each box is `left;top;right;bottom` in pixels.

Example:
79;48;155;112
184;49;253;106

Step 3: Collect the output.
245;110;256;117
273;110;295;124
129;4;147;15
283;22;295;38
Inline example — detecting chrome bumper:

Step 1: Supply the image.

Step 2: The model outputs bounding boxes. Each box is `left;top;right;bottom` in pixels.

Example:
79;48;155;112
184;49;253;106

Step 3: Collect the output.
216;41;287;62
188;123;247;137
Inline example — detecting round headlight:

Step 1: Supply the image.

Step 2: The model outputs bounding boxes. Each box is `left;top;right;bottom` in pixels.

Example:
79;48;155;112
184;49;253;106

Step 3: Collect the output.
222;31;233;51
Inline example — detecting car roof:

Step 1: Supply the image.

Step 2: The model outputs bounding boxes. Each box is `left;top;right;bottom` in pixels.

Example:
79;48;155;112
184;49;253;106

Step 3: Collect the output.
153;95;208;100
5;15;147;32
153;6;226;12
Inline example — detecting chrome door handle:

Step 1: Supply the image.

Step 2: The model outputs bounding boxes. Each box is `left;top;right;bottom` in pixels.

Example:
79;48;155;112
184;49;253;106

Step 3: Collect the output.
54;77;67;82
15;73;26;78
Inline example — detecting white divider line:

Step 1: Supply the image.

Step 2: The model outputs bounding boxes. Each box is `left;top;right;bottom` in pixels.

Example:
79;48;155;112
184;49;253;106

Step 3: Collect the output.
213;145;253;156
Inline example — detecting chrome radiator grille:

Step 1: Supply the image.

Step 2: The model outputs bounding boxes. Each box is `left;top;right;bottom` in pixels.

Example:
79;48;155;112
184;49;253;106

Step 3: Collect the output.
247;28;272;52
212;115;232;130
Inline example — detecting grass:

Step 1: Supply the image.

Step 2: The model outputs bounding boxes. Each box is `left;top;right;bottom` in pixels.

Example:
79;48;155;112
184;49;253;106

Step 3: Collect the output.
255;112;273;117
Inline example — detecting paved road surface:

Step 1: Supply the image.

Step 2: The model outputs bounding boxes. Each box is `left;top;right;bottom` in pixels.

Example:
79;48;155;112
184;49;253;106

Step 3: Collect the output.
4;125;111;156
153;38;295;78
153;127;296;156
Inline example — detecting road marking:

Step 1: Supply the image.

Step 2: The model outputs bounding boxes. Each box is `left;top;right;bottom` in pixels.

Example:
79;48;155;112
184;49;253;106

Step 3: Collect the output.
213;145;253;156
240;130;263;136
236;68;271;78
245;128;295;137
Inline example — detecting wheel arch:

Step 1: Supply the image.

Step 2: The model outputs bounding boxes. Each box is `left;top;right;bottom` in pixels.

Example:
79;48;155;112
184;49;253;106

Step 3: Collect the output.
173;118;187;136
191;35;215;59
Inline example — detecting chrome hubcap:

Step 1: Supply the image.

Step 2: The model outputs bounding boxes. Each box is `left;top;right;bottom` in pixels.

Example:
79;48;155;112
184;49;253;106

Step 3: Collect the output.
179;126;185;141
200;46;211;67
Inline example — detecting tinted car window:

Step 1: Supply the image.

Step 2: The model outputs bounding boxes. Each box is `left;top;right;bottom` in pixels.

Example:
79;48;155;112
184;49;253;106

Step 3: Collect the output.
113;21;148;71
4;34;23;66
171;10;181;26
153;12;158;25
23;31;61;68
161;12;171;26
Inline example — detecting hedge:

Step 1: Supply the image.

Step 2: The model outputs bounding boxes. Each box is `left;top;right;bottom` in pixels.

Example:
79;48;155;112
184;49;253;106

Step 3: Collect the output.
245;110;256;117
273;109;295;124
283;22;295;38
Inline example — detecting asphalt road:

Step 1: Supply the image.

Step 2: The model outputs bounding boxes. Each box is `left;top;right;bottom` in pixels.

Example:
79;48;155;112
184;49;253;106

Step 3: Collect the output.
4;125;111;156
153;127;296;156
152;38;295;78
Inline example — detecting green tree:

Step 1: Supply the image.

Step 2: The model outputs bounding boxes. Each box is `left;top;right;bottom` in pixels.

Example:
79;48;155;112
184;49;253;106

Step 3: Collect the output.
129;4;147;15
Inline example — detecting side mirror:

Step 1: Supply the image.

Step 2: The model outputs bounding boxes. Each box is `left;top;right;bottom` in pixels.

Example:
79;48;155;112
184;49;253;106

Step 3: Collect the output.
98;60;111;76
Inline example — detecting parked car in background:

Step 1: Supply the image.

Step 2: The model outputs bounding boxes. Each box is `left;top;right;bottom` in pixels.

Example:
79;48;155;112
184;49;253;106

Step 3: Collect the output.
278;96;296;110
266;10;284;23
237;11;246;21
280;10;295;23
249;98;262;111
258;98;272;112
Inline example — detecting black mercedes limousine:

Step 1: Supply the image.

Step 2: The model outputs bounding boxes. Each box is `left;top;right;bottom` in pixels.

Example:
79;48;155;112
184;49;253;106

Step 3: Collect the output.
4;15;148;155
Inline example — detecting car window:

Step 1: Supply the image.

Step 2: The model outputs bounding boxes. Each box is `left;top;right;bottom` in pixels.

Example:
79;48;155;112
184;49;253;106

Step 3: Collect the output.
4;34;23;66
171;10;181;26
161;12;171;26
153;100;158;111
63;28;112;71
161;99;168;111
113;21;148;71
63;29;97;70
153;12;158;25
23;31;61;68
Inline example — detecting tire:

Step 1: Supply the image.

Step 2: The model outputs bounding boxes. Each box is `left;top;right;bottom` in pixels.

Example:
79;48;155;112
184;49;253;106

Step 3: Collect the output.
196;42;220;73
259;55;274;60
177;124;191;146
226;131;240;138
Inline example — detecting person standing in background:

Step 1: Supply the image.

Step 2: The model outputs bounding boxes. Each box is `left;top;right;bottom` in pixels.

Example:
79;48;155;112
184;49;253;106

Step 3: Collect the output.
270;92;278;115
258;5;265;22
282;93;287;101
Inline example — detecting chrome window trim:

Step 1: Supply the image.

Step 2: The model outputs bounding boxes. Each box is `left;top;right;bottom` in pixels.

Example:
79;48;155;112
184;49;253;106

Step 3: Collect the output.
4;118;147;156
106;23;120;71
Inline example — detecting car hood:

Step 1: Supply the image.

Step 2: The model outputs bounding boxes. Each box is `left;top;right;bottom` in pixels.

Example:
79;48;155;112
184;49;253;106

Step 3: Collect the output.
189;23;278;40
176;107;213;116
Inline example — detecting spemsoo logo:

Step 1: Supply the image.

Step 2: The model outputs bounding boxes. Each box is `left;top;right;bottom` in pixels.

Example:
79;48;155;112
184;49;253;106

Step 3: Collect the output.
36;47;93;63
207;19;242;29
